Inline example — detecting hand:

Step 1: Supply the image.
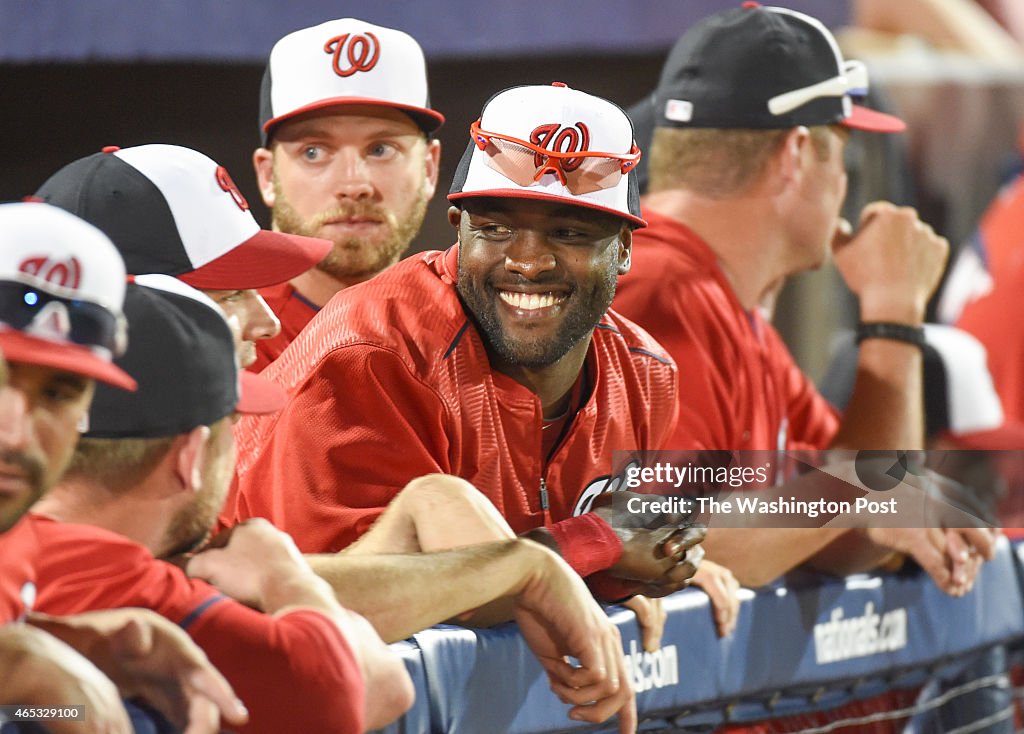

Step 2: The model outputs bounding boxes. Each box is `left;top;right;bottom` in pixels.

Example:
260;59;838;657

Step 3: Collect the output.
861;525;996;596
688;561;742;637
0;624;132;734
187;518;309;610
832;202;948;323
621;595;666;652
592;492;706;595
515;540;637;733
28;609;247;734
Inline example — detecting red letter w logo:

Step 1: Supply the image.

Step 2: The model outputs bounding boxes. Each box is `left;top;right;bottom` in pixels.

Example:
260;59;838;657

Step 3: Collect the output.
529;122;591;171
323;33;381;78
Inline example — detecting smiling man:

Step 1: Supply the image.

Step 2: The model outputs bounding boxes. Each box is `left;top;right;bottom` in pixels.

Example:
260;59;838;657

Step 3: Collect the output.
249;18;443;371
228;83;691;582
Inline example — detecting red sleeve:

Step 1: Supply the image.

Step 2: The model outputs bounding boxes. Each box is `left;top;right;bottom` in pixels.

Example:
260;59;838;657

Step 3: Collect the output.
764;327;840;450
189;607;364;734
234;345;452;552
31;522;364;733
615;276;736;450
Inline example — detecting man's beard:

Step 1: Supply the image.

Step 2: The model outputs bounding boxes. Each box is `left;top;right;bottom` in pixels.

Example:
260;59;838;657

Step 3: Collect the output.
271;174;429;283
456;256;619;370
159;439;233;559
0;448;46;533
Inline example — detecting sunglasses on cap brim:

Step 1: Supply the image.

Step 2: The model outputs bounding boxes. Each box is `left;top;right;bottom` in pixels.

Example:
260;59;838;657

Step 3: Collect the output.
470;120;641;195
0;281;125;357
767;60;869;117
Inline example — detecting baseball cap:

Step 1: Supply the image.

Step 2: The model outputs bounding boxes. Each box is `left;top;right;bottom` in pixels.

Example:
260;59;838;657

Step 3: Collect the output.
86;275;286;439
36;144;331;290
449;83;646;228
259;18;445;145
0;201;135;391
820;324;1024;449
653;3;905;133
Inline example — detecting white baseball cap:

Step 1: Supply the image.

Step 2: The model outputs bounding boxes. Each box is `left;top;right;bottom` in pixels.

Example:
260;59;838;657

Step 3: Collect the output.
259;18;445;144
0;202;136;390
448;83;646;228
36;144;332;290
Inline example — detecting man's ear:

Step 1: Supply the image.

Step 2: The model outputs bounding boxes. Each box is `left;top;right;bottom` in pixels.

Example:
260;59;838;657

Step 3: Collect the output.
777;126;811;186
423;139;442;199
617;225;633;275
174;425;211;494
447;206;464;230
253;147;276;208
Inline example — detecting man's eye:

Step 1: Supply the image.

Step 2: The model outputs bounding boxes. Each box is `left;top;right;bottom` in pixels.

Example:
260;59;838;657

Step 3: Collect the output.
302;146;324;162
483;224;512;237
368;143;397;159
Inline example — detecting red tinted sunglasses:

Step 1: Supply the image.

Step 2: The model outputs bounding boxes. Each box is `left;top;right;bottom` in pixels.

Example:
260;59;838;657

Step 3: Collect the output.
471;119;641;195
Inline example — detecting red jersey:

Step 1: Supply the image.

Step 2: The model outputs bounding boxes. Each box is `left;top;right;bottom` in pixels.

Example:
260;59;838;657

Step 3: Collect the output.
950;175;1024;423
227;246;678;553
614;209;839;451
250;281;319;373
0;516;42;623
18;513;364;734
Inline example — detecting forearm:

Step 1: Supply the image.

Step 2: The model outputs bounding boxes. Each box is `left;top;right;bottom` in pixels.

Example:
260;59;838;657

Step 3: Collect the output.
801;530;900;576
256;564;413;727
701;526;848;587
830;339;924;450
307;539;544;642
0;625;67;702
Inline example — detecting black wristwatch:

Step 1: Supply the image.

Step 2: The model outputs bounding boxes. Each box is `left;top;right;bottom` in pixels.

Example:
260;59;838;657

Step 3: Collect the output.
855;321;926;348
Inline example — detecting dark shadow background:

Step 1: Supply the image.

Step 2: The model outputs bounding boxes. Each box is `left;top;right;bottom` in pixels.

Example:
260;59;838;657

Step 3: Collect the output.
2;55;664;255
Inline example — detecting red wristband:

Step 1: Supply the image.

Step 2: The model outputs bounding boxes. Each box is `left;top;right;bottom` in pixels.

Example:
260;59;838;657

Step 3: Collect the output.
587;571;642;604
546;513;623;577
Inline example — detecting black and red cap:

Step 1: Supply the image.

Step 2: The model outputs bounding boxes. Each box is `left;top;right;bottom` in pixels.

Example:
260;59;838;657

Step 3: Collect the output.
36;144;331;290
86;275;285;439
653;3;905;133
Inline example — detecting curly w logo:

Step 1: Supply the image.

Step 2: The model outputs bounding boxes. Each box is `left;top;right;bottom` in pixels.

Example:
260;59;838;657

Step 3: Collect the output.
529;122;591;171
323;32;381;78
19;255;81;290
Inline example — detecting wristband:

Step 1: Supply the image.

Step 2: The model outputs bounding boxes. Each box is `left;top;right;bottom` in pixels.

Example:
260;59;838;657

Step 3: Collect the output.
546;513;623;577
586;571;642;604
855;321;925;348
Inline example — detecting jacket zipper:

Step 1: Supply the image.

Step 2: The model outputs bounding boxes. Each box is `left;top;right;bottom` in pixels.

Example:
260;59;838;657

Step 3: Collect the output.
539;477;551;525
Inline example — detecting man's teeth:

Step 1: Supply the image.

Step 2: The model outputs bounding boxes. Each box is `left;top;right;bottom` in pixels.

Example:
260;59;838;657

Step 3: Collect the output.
499;291;562;310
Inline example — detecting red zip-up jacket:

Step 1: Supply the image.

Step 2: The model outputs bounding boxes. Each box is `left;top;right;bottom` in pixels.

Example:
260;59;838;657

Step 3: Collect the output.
226;246;678;553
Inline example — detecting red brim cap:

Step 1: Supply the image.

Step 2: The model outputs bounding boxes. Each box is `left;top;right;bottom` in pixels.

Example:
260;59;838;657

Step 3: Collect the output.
264;97;446;137
179;230;332;291
0;330;137;391
842;104;907;134
237;370;286;415
448;189;648;229
943;424;1024;451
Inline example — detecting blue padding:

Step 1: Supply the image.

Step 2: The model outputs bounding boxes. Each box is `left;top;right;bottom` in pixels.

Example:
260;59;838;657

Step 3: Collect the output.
371;640;431;734
382;540;1023;733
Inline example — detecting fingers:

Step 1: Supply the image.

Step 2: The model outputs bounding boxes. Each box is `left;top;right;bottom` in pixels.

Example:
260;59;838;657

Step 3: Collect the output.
186;668;249;728
690;562;741;637
905;527;954;593
956;526;998;560
539;620;636;732
181;696;222;734
662;526;705;559
622;595;666;652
